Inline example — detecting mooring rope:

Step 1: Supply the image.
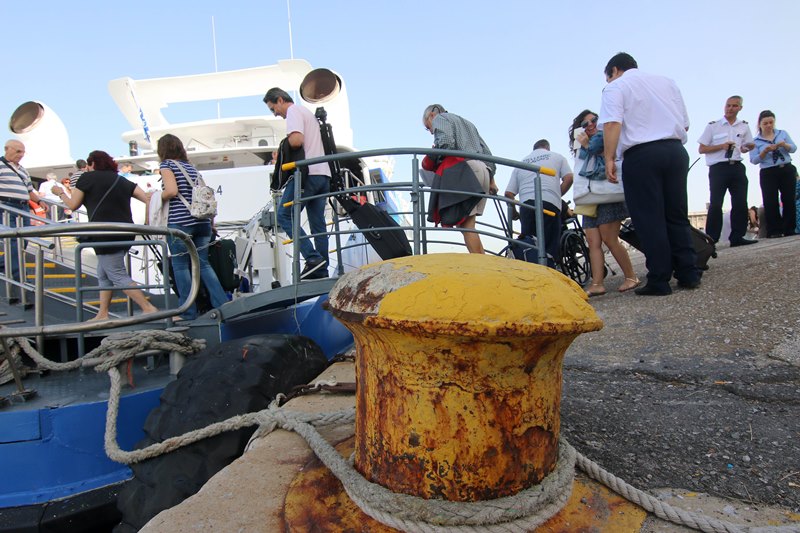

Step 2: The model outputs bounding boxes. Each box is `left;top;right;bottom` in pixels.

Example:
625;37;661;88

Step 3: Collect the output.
11;336;799;533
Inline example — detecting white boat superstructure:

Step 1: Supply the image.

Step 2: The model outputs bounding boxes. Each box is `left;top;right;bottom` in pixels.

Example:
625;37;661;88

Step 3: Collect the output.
8;59;407;296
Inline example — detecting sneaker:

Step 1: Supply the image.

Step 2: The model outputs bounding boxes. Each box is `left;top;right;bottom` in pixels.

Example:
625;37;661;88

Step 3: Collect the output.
300;259;327;280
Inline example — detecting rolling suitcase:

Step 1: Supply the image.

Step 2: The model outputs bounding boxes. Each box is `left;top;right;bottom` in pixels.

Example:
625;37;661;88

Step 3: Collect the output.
348;202;412;260
619;221;717;270
208;238;240;291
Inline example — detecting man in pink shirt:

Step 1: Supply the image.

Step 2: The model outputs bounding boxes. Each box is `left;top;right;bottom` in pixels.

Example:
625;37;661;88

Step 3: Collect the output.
264;88;332;279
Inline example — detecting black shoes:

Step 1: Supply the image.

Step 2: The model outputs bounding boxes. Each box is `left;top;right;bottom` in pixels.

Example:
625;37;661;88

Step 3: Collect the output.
300;259;328;280
730;238;758;247
634;285;672;296
677;279;701;290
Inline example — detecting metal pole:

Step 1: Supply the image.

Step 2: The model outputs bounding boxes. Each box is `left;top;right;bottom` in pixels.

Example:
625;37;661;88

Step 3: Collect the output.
3;211;11;300
291;169;302;283
16;214;27;306
35;247;44;353
411;155;421;255
125;253;133;317
533;171;547;266
332;208;344;276
75;246;85;357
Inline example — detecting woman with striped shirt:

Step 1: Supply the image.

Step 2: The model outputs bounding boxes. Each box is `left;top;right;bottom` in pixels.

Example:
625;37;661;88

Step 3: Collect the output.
157;134;228;320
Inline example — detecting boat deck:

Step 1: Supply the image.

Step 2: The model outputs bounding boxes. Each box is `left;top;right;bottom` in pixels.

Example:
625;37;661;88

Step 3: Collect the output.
0;353;173;413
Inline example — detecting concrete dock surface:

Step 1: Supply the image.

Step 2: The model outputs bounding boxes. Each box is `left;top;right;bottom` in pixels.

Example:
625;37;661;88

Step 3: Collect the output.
142;236;800;532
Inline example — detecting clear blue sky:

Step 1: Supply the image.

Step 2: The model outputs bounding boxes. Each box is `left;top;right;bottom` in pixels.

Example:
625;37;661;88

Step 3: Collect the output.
2;0;798;211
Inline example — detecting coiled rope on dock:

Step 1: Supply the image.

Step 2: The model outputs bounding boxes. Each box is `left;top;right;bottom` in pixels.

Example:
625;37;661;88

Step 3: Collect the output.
104;393;799;533
10;335;798;533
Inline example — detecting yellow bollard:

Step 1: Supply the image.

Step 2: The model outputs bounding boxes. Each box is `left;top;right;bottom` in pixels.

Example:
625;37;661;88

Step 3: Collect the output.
327;253;602;501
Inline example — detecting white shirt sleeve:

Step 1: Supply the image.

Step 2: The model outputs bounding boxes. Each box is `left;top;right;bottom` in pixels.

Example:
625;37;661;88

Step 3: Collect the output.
285;105;304;136
599;84;624;124
697;123;714;146
505;170;520;195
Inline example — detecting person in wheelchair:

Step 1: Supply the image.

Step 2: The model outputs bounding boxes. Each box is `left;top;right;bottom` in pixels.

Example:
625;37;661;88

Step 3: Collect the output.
504;139;573;267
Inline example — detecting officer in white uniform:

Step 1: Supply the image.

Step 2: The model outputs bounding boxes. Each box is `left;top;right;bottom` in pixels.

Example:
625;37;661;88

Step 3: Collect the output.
697;96;757;247
599;52;699;296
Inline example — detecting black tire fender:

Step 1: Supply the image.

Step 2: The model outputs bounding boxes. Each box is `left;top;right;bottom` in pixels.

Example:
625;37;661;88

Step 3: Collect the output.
114;334;328;532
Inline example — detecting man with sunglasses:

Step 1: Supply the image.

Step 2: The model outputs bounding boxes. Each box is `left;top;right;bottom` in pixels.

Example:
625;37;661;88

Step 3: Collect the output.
599;52;699;296
697;96;758;247
262;87;331;279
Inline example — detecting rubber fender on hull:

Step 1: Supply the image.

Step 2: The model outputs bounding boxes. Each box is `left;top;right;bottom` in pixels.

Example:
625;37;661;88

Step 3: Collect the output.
114;334;328;532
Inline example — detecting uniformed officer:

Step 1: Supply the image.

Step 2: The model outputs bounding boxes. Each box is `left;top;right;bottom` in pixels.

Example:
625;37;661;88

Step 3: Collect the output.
600;52;699;296
697;96;758;247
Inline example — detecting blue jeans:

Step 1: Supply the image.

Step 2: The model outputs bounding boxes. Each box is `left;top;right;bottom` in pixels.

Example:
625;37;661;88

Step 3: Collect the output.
167;222;229;320
1;200;31;285
277;175;330;262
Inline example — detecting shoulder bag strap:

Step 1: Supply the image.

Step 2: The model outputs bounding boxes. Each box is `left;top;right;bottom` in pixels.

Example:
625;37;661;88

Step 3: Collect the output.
171;160;195;211
88;175;122;220
0;157;33;188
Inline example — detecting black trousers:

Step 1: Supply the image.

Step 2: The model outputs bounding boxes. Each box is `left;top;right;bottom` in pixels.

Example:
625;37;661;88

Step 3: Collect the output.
706;161;748;243
622;140;698;291
759;164;797;237
519;199;561;263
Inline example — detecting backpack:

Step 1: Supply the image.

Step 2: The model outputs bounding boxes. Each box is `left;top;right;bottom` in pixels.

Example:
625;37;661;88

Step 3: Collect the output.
173;160;217;220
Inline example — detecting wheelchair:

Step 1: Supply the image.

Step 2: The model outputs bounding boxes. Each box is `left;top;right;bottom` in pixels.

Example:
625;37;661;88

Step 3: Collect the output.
557;214;591;285
495;199;611;287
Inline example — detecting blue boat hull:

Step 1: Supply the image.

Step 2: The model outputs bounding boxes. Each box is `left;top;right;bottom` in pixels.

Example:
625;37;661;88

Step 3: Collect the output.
0;388;161;509
0;295;354;531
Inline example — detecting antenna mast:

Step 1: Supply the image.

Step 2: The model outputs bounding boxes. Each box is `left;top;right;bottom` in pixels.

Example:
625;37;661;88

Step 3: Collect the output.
287;0;294;59
211;16;221;119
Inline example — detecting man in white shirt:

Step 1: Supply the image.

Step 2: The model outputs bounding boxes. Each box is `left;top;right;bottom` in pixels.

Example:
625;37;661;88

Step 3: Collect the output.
263;87;331;279
600;52;699;296
504;139;572;265
697;96;757;247
38;172;60;199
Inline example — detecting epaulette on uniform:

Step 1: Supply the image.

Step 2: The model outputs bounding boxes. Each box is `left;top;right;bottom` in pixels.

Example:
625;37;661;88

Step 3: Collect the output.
742;120;749;124
708;120;716;124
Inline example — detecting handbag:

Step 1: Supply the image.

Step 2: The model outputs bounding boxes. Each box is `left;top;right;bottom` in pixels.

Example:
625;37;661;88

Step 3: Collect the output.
572;157;625;205
572;132;625;206
573;204;598;217
173;160;217;219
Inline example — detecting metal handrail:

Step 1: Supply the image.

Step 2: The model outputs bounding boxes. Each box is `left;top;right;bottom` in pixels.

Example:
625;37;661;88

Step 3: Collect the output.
0;223;200;338
282;147;555;266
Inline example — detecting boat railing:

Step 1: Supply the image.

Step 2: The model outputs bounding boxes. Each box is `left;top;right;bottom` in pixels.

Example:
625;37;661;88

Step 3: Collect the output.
0;221;200;341
282;147;556;281
0;201;162;313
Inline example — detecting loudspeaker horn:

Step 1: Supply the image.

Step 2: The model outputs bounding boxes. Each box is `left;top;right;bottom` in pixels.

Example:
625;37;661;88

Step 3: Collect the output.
299;68;342;104
8;101;72;168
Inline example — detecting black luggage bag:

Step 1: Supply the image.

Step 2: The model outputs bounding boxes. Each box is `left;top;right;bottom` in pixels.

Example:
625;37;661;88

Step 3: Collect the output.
508;235;540;263
619;221;717;270
208;239;240;291
348;202;412;261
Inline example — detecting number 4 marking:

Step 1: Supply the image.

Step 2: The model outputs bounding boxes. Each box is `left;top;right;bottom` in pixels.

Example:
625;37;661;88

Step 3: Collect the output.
217;185;223;195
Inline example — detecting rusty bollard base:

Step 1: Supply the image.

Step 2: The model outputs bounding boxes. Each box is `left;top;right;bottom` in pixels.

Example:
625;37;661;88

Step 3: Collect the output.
327;254;603;502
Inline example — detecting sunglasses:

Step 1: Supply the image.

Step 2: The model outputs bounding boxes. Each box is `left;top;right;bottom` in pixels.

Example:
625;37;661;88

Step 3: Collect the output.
772;150;786;164
580;116;598;129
